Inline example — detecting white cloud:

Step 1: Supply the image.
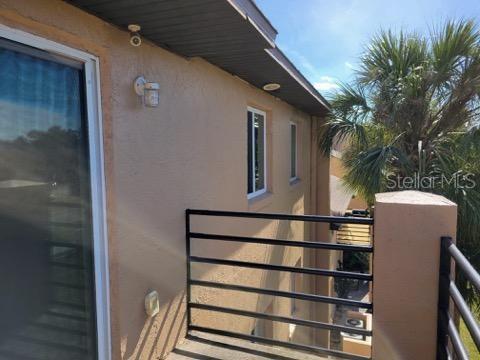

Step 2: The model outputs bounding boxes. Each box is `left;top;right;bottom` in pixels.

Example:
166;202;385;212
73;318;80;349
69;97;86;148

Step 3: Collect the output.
313;76;340;91
280;43;324;81
345;61;355;69
320;76;336;82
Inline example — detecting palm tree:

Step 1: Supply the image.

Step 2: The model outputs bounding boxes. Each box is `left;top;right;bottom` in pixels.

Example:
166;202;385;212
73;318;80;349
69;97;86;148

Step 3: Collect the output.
319;20;480;306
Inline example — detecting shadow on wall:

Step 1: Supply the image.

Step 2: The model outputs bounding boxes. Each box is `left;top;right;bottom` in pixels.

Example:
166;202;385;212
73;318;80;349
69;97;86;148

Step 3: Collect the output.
117;192;308;359
252;219;291;338
189;201;315;344
126;291;186;360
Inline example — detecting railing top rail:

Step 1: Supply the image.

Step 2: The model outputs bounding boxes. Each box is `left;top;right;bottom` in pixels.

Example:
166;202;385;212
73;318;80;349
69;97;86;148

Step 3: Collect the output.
186;208;374;225
442;236;480;291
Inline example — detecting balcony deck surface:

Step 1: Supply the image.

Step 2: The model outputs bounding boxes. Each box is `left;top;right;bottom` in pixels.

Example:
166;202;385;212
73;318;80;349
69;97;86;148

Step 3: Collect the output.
166;331;329;360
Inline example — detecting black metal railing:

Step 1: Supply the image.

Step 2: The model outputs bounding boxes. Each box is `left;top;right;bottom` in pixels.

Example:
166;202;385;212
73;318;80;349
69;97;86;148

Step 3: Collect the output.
186;209;374;360
437;236;480;359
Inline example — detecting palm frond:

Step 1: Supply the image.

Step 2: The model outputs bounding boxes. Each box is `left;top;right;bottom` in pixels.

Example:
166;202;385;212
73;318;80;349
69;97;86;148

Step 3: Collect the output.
318;84;370;154
358;29;429;86
322;21;480;306
431;19;480;82
342;135;411;203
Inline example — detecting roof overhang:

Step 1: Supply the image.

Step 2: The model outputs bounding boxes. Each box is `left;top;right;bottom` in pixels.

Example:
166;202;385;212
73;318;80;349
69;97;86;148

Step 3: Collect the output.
66;0;330;116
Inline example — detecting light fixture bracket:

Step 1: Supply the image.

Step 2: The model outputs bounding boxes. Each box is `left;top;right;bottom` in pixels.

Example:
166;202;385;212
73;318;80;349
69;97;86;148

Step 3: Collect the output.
134;76;146;96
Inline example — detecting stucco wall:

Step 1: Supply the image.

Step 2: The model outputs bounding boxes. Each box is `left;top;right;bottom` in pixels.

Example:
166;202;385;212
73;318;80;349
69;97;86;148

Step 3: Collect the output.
0;1;328;358
330;153;368;210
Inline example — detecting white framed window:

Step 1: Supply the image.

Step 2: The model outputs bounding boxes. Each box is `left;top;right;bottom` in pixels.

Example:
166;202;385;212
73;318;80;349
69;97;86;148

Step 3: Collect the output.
247;107;267;199
290;122;298;181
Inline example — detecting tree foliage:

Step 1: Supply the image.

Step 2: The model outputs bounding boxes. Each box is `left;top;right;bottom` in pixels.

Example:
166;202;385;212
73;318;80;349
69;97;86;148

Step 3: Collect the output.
319;20;480;307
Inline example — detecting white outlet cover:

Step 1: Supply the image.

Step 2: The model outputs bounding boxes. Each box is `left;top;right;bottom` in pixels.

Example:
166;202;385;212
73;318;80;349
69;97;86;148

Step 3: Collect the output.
145;290;160;317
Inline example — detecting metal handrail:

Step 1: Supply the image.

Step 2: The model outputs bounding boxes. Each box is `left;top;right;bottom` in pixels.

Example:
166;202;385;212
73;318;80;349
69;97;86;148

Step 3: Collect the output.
437;236;480;359
189;303;372;336
445;237;480;291
190;231;373;252
186;208;374;360
447;313;469;360
190;255;373;280
190;279;373;309
187;208;374;224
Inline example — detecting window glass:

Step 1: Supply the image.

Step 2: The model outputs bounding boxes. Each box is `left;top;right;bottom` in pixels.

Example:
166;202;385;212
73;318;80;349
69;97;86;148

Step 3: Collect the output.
247;112;253;194
290;123;297;179
254;112;265;191
247;108;266;197
0;39;98;359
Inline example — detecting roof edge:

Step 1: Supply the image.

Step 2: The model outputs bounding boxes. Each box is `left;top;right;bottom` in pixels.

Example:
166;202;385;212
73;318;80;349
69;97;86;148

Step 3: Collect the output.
266;48;331;112
228;0;330;113
227;0;278;44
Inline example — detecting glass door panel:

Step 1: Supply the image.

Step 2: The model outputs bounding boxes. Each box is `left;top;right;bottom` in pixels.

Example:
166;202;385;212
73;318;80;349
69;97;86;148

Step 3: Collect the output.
0;39;98;360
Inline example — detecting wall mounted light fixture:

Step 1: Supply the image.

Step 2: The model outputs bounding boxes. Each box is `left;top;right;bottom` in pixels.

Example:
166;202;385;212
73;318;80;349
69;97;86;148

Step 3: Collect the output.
134;76;160;107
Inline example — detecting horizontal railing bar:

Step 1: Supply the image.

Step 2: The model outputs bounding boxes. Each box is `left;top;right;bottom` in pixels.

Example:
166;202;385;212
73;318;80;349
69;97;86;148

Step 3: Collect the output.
444;238;480;291
189;303;372;336
190;279;373;309
189;256;373;281
445;343;453;360
446;311;469;360
189;232;374;252
445;344;453;360
188;325;371;360
186;208;374;225
449;281;480;351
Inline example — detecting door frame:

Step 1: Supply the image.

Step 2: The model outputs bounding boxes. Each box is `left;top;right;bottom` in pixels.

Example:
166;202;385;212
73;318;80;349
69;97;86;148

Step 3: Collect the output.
0;23;111;360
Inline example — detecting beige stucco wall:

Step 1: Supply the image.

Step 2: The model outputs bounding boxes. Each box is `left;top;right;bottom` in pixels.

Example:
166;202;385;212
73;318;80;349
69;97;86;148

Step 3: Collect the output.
0;1;330;358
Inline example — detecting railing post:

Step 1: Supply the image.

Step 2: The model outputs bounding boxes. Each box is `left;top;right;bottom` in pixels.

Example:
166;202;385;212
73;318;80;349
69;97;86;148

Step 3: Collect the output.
372;191;457;359
185;209;192;329
437;236;452;360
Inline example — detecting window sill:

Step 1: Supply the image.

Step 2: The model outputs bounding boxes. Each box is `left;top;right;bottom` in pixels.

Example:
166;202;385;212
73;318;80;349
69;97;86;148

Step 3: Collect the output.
289;178;301;187
248;191;273;211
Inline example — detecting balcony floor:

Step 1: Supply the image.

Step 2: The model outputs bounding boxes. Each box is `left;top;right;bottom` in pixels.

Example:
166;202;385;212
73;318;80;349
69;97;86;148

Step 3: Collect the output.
167;331;329;360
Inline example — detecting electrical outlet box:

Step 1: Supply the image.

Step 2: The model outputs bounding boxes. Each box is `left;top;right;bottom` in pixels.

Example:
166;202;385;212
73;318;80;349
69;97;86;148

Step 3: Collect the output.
145;290;159;318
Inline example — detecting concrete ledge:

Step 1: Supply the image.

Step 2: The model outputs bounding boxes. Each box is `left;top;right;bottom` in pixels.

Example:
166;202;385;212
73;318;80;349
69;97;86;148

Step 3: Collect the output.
167;331;327;360
375;190;456;206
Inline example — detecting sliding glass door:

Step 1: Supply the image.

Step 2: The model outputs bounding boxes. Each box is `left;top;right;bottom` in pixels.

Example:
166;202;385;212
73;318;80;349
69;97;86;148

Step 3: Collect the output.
0;38;98;360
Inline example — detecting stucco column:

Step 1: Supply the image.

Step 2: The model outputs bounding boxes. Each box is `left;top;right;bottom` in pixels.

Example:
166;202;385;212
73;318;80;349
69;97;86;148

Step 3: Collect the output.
309;117;334;347
372;191;457;359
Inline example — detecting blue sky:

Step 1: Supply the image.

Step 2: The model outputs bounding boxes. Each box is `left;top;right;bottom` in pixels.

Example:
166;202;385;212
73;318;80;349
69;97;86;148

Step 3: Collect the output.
256;0;480;95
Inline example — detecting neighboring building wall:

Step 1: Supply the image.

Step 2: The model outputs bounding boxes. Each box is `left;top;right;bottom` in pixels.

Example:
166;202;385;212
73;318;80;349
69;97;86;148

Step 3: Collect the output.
330;151;368;211
0;1;329;358
330;153;344;179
